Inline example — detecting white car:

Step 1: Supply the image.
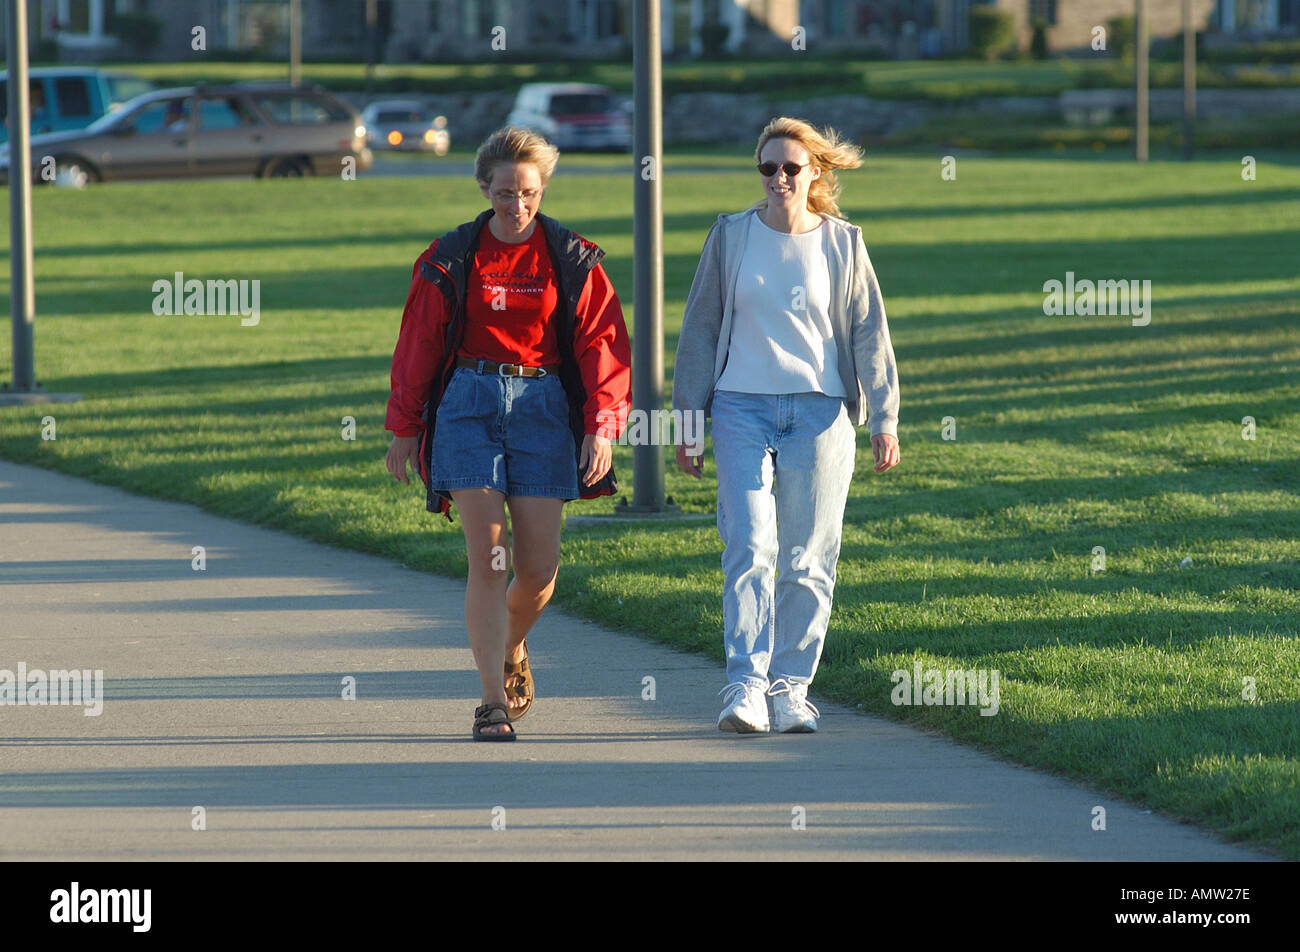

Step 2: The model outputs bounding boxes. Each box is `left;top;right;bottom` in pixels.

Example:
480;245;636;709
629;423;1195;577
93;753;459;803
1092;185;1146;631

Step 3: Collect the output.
361;100;449;154
506;83;630;153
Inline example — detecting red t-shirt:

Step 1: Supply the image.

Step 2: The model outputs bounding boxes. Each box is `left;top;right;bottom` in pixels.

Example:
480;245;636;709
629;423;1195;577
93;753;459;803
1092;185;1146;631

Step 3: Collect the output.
457;222;561;365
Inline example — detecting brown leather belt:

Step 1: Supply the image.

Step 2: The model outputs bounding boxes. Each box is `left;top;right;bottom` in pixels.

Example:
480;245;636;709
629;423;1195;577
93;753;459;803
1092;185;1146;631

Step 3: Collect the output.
456;357;559;378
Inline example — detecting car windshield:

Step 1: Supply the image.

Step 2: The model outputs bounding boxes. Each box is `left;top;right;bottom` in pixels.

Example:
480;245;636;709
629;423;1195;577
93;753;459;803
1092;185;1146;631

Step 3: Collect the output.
104;74;154;105
84;105;133;132
84;93;158;132
376;109;425;124
549;93;614;114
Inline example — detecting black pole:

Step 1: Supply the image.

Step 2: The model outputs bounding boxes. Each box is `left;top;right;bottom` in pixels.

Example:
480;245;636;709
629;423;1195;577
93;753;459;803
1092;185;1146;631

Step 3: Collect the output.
1182;0;1196;160
364;0;377;98
627;0;668;513
289;0;301;86
1135;0;1148;162
6;0;36;393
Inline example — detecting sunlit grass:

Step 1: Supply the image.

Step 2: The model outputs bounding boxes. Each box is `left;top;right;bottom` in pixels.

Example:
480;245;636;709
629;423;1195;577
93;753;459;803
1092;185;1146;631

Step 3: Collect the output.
2;151;1298;856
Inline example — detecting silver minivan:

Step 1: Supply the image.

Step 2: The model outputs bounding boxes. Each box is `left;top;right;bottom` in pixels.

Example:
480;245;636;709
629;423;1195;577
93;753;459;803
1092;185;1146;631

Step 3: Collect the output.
506;83;631;153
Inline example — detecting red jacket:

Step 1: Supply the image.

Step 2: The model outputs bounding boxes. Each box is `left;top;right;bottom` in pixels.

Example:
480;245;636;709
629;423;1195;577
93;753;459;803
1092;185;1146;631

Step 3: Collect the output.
386;210;631;520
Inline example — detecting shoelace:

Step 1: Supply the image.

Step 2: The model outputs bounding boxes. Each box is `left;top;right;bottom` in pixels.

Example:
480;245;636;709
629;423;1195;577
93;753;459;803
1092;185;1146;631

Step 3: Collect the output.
767;678;820;717
718;682;761;705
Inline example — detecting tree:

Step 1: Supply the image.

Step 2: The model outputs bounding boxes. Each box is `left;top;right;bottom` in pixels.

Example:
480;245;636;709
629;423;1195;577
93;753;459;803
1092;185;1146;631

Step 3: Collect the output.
970;7;1015;61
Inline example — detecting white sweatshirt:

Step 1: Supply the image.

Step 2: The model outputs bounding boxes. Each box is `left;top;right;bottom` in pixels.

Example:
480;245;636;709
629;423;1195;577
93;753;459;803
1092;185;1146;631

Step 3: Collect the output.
715;213;846;398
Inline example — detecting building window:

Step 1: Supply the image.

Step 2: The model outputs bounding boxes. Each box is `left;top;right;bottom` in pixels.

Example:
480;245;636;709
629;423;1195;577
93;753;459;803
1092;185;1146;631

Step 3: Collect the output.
67;0;91;32
598;0;621;38
1028;0;1057;26
463;0;492;36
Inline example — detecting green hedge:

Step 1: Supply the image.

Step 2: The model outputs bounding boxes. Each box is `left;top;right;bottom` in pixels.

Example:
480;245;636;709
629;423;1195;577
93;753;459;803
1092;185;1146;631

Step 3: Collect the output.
1106;15;1135;60
970;7;1016;61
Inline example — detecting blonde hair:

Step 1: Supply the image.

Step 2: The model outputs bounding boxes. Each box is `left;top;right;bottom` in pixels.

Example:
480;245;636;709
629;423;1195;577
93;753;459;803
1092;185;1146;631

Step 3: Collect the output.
753;117;863;218
475;126;559;187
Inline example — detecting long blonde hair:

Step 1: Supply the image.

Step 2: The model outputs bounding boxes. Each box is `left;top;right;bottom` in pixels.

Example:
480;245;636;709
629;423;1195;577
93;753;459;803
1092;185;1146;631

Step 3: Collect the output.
752;117;863;218
475;126;560;187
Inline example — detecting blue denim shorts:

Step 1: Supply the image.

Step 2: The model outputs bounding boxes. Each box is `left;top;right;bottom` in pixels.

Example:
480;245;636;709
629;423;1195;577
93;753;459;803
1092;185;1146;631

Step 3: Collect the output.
431;366;580;499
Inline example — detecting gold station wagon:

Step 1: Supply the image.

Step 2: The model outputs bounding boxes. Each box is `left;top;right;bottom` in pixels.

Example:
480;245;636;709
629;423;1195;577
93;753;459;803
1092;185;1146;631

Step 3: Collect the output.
1;81;373;185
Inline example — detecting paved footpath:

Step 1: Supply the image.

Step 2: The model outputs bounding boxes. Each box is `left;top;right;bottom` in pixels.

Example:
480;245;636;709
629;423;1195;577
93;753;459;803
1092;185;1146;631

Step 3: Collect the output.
0;459;1273;860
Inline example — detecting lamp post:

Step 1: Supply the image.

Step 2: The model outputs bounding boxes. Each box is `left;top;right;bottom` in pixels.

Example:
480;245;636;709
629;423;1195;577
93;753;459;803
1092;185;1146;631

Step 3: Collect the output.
618;0;677;515
1135;0;1149;162
1182;0;1196;160
1;0;82;408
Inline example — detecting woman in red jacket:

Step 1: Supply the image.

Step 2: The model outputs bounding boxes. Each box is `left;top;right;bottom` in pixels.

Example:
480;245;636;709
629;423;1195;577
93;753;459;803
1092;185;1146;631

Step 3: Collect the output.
384;127;631;741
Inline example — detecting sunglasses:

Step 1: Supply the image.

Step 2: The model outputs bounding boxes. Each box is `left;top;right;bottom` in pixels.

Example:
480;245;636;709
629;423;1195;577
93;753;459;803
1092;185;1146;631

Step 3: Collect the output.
757;161;809;177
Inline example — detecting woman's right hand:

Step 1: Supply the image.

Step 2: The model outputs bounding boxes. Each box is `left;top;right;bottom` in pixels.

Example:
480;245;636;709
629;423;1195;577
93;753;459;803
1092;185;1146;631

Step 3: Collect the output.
675;442;704;478
386;435;422;484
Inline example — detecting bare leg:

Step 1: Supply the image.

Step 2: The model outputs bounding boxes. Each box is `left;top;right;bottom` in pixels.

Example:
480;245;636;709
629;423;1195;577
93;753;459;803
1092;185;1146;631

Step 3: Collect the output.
502;496;563;712
452;488;512;736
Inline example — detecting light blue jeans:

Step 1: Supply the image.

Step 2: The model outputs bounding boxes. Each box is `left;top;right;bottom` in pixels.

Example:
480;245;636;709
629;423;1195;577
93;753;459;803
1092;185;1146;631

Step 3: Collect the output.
710;389;857;690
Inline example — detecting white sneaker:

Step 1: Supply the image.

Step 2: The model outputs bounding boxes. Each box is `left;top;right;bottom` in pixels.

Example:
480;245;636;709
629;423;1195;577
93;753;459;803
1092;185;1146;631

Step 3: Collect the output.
717;682;770;733
769;679;820;733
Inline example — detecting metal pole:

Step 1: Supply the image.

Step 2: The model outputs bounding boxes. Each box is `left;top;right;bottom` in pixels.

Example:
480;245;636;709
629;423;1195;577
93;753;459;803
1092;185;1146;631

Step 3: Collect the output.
627;0;668;513
1135;0;1148;162
1182;0;1196;160
289;0;301;86
364;0;377;98
6;0;36;393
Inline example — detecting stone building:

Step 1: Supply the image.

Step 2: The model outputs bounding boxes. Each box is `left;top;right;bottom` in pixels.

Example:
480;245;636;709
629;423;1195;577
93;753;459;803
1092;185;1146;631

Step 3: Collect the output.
991;0;1219;54
16;0;1299;63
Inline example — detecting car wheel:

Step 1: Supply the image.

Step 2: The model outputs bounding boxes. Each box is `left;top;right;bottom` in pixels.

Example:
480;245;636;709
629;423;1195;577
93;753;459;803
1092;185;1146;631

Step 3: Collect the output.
263;157;306;178
52;156;99;188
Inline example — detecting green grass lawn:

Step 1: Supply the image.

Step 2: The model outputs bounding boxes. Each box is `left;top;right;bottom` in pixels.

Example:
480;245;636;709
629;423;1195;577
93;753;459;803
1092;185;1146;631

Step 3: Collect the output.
2;151;1298;857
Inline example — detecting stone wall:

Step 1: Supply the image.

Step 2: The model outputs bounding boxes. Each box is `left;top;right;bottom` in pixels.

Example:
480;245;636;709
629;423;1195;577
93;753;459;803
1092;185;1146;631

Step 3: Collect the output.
343;89;931;151
342;84;1300;151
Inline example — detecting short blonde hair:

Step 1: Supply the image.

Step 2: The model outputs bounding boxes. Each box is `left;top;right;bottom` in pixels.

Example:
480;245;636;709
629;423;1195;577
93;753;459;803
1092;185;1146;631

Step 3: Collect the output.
753;117;863;218
475;126;559;187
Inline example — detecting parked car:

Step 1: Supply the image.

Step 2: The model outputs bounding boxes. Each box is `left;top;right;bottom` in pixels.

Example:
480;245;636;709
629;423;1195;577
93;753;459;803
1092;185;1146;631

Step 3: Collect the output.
0;68;153;143
361;100;449;154
0;82;372;186
506;83;631;153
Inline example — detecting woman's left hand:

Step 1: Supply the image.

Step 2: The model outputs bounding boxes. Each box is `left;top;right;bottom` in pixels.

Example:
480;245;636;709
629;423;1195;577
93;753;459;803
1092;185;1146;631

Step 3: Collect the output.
872;433;900;473
580;433;613;487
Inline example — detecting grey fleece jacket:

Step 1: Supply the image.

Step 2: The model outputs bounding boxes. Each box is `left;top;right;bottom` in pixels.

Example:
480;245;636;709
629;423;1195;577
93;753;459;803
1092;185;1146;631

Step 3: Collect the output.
671;207;900;437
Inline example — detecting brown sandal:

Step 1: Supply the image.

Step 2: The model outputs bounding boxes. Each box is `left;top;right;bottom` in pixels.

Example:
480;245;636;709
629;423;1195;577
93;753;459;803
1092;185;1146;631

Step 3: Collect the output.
504;641;534;721
473;702;516;741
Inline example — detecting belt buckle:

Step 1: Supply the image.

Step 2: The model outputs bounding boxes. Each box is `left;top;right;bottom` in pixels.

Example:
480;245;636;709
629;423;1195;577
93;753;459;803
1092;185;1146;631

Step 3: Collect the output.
498;363;518;377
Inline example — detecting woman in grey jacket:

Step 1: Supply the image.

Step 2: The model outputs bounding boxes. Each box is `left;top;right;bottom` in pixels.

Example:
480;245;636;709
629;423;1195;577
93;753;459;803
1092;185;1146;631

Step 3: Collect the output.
672;117;900;733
